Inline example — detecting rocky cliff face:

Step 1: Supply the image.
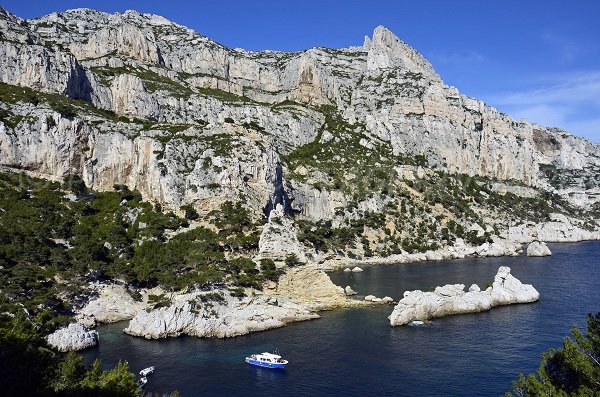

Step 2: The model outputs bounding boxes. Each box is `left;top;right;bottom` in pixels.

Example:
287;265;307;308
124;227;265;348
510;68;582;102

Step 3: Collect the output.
0;7;598;259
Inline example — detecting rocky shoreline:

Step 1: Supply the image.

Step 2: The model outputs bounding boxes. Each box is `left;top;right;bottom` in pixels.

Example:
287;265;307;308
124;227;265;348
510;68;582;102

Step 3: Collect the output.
57;236;580;350
69;265;384;345
320;214;600;270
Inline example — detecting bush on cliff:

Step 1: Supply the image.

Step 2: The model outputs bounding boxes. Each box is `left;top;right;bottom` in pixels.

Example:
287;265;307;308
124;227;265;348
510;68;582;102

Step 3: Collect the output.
0;310;139;397
507;312;600;396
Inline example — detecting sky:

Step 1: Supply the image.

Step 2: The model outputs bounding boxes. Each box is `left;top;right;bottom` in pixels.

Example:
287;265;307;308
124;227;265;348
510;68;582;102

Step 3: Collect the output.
2;0;600;142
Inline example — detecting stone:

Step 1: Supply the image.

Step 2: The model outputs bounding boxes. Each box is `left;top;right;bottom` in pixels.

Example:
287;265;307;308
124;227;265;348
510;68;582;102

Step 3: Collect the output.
275;265;350;311
381;296;394;304
364;295;376;301
258;204;306;262
77;284;146;323
351;266;364;273
0;6;595;228
526;241;552;257
389;266;539;326
47;322;99;352
343;268;352;272
345;286;357;296
125;292;319;339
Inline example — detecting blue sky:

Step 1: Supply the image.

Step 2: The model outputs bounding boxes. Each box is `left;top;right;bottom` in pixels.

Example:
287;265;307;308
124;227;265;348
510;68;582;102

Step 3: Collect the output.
3;0;600;142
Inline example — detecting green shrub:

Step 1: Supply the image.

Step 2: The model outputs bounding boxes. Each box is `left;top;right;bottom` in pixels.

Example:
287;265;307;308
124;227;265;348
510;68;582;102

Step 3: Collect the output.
180;204;199;220
507;313;600;396
284;253;302;267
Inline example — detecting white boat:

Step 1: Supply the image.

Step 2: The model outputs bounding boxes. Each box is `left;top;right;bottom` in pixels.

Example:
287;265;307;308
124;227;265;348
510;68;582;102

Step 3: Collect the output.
245;352;288;369
140;366;155;376
137;377;147;387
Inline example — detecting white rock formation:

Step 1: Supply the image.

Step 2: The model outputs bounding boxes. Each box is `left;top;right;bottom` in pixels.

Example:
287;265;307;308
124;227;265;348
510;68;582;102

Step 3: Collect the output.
526;241;552;257
345;286;357;296
0;7;597;220
258;204;306;262
343;268;352;272
78;284;147;324
47;322;99;352
125;265;360;339
124;292;318;339
388;266;539;326
506;214;600;243
351;266;364;273
364;295;376;301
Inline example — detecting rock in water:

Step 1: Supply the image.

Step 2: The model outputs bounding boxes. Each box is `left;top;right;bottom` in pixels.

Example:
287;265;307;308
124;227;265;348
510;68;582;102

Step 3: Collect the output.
388;266;539;326
345;286;357;296
351;267;364;273
526;241;552;256
47;322;99;352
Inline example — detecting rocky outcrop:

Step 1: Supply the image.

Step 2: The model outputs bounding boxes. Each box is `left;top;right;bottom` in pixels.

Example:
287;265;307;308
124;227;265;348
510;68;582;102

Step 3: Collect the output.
274;265;352;310
388;266;539;326
75;265;360;340
526;241;552;256
124;292;318;339
258;204;306;262
506;214;600;243
77;284;147;324
47;322;99;352
344;286;357;296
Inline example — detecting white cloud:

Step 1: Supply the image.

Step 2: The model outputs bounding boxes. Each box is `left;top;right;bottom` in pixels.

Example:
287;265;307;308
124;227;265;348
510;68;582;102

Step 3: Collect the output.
489;71;600;142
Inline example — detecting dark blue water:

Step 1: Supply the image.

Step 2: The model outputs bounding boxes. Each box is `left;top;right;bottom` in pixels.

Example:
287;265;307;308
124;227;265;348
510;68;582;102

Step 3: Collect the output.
82;242;600;396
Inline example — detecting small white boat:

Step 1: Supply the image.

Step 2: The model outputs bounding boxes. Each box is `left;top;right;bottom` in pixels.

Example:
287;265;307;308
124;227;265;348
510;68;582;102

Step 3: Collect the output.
245;352;288;369
137;376;147;387
140;366;155;376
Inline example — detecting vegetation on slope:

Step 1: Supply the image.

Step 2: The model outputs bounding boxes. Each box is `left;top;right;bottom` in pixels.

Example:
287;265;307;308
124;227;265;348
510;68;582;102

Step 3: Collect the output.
507;313;600;396
0;172;273;321
0;311;139;397
284;108;594;259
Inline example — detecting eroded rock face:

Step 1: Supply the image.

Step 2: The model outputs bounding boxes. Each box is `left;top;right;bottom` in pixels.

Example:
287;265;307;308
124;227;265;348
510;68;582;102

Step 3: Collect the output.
506;214;600;243
77;284;147;323
526;241;552;257
0;7;597;219
124;292;318;339
47;322;99;352
258;204;306;262
275;265;349;311
388;266;539;326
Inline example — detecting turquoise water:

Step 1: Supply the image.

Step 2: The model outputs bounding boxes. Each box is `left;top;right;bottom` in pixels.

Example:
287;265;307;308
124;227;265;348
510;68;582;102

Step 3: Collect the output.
82;242;600;396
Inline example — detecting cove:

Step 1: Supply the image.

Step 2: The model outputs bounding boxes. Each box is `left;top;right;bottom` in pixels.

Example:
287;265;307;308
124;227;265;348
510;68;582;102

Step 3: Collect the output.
82;242;600;396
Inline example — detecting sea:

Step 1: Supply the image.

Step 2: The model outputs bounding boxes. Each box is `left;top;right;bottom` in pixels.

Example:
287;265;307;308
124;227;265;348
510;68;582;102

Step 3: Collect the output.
82;241;600;396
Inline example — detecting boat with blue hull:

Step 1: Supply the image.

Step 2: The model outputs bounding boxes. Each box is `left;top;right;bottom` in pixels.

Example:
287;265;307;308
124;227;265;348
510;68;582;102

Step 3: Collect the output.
245;352;288;369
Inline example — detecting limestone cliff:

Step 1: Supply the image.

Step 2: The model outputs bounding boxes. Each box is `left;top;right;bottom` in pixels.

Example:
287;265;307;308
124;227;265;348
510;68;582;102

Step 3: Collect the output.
0;6;598;260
